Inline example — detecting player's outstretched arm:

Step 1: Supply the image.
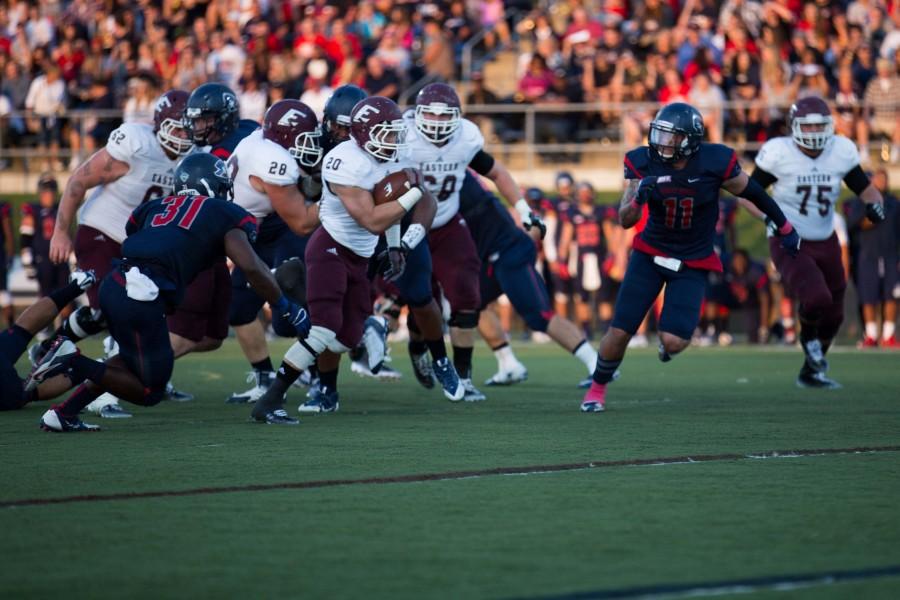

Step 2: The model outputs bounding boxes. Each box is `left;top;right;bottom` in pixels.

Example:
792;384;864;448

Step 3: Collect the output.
844;167;886;222
484;160;546;238
258;177;320;235
224;229;309;335
50;149;129;264
332;182;418;234
724;171;800;255
618;179;642;229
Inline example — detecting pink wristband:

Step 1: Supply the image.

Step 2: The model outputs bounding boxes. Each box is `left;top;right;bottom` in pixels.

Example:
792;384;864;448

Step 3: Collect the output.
778;222;793;236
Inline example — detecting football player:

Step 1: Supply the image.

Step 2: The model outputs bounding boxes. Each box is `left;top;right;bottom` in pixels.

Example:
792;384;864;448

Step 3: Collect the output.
168;83;262;393
224;99;322;403
1;271;97;412
20;176;72;310
28;154;309;432
746;96;885;388
250;96;436;423
44;89;193;415
0;200;12;327
397;83;545;401
458;172;600;385
582;102;800;412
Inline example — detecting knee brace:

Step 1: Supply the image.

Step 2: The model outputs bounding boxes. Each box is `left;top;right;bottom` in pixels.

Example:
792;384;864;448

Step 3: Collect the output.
68;306;107;339
283;326;337;370
449;310;479;329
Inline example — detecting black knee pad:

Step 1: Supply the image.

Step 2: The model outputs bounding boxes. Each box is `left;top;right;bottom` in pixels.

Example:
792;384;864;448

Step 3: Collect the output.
449;311;479;329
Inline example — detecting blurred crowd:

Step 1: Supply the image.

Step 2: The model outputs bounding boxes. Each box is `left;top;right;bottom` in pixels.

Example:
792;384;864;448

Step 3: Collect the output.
466;0;900;163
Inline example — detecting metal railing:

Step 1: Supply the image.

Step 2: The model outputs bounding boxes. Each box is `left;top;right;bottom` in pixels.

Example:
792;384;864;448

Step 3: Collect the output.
1;99;896;191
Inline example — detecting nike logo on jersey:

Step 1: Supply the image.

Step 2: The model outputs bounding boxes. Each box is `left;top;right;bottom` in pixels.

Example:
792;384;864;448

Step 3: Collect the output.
326;248;338;256
94;234;106;241
688;177;701;183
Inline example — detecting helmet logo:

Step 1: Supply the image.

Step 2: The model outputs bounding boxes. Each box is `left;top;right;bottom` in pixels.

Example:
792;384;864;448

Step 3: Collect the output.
354;104;381;123
277;108;308;127
156;95;172;111
179;171;190;182
692;112;703;133
214;159;227;179
223;93;236;110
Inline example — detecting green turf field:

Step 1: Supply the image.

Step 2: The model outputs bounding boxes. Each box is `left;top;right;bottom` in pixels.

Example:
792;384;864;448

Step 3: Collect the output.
2;340;900;599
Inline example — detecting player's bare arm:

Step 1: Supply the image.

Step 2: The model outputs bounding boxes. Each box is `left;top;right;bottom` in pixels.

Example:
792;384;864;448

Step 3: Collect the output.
618;179;642;229
223;229;283;305
50;149;130;263
331;182;410;234
252;176;320;235
485;160;546;237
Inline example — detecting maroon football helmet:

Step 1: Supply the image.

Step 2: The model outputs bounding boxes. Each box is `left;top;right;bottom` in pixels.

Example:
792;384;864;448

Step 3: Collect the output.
349;96;407;161
154;89;192;156
414;83;462;144
263;99;322;168
789;96;833;151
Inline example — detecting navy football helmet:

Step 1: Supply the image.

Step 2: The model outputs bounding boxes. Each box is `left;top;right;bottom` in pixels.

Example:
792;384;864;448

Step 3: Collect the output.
173;153;233;200
649;102;704;162
322;84;368;152
183;83;240;147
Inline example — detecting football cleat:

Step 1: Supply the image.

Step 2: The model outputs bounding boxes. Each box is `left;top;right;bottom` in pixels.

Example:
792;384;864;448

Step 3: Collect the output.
581;381;607;412
859;336;878;348
410;352;436;389
796;370;842;390
802;339;828;372
578;369;620;388
658;343;672;363
165;382;194;402
27;342;47;367
350;359;402;381
226;371;275;404
24;337;78;392
87;393;133;418
69;269;97;291
882;335;899;349
460;378;486;402
253;408;299;425
40;409;101;432
362;315;389;373
298;387;340;414
294;369;316;388
433;357;465;401
102;335;120;359
484;362;528;386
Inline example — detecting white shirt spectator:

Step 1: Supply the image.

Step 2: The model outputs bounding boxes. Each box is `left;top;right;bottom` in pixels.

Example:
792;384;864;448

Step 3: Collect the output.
25;74;66;116
238;88;268;123
123;97;155;125
300;85;333;121
207;43;246;90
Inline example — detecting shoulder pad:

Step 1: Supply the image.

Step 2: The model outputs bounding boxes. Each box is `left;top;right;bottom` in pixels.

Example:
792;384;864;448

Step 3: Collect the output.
831;135;861;170
623;147;649;179
247;136;301;186
754;138;789;173
106;122;152;162
321;142;375;188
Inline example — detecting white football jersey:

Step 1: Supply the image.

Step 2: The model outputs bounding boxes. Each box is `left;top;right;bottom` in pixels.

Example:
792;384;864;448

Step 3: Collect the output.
755;135;860;241
228;129;302;219
78;123;179;243
320;141;409;257
401;113;484;229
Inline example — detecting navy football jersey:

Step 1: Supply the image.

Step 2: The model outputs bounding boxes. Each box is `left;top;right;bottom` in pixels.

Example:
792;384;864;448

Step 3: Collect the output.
123;195;257;303
624;143;741;267
210;119;260;160
22;203;59;259
570;204;610;256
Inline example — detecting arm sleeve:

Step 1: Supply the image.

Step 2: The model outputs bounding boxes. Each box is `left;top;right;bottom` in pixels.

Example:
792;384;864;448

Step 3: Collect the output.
468;150;495;176
750;166;778;188
842;165;870;196
739;177;788;229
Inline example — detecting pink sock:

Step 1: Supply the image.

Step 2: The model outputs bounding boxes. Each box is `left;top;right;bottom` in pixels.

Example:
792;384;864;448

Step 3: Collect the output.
583;382;606;405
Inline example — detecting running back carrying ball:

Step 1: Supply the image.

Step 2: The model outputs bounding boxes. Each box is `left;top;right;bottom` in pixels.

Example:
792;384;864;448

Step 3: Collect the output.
373;170;422;206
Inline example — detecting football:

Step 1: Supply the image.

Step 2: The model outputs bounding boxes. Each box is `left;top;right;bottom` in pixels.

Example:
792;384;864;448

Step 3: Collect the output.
373;170;416;205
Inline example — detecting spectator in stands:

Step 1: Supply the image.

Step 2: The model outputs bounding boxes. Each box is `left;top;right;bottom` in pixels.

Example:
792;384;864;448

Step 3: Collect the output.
480;0;511;51
517;54;553;103
846;168;899;348
833;64;870;161
374;25;411;77
300;59;333;120
122;75;156;125
420;17;454;81
363;54;400;101
206;30;246;90
25;62;66;171
238;65;267;124
689;72;725;142
172;44;207;91
864;57;900;163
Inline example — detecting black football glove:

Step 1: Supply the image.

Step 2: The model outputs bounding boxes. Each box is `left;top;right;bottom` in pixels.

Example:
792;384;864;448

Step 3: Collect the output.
299;171;323;201
775;221;801;257
635;176;658;206
375;245;408;282
274;296;311;337
866;202;886;223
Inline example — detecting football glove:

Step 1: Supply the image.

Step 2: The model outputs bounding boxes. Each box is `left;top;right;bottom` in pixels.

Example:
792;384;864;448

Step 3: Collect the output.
375;246;408;282
635;176;658;206
777;222;801;257
514;199;547;239
866;201;886;223
299;172;323;201
274;296;311;337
